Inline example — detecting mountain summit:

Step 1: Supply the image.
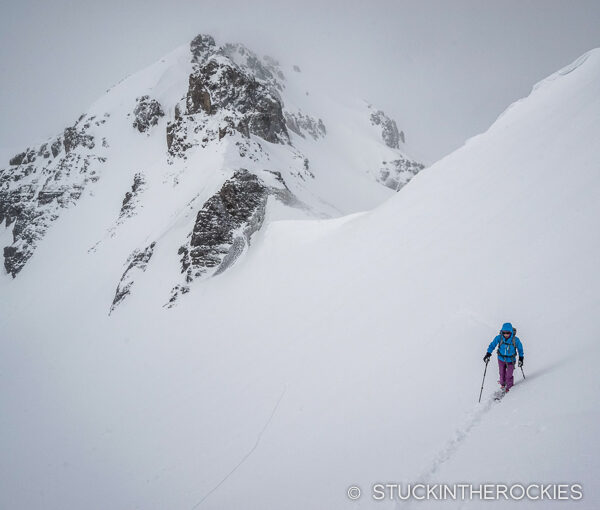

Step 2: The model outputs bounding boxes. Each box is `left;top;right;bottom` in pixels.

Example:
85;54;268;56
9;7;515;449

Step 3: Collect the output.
0;33;423;311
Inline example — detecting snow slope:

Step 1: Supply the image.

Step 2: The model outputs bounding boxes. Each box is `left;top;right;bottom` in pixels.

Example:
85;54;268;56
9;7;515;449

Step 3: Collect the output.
1;48;600;509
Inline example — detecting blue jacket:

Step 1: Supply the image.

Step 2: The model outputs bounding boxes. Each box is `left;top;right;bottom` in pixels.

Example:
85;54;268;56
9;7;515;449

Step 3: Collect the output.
487;322;524;363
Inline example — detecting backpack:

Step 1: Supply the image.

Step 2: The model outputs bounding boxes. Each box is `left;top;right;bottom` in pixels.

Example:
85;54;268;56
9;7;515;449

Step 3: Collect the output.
498;327;517;361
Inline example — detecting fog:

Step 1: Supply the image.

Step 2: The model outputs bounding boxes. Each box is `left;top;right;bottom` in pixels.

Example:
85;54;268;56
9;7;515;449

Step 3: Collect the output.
1;0;599;163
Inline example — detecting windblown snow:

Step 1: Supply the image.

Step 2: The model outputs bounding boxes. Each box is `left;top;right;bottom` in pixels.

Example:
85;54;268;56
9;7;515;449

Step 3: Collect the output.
1;39;599;509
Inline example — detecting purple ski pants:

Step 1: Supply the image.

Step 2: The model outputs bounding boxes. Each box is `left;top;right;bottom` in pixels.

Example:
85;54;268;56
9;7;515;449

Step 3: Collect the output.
498;359;515;389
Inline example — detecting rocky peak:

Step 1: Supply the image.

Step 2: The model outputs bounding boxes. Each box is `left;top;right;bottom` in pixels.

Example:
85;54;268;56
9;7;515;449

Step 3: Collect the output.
1;31;426;313
166;39;290;158
190;34;216;65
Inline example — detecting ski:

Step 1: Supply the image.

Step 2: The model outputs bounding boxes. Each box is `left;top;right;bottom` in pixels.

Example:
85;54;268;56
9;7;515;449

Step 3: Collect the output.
493;389;507;401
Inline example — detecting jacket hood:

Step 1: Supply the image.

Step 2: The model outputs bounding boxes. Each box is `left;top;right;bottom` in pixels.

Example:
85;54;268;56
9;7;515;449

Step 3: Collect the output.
501;322;514;335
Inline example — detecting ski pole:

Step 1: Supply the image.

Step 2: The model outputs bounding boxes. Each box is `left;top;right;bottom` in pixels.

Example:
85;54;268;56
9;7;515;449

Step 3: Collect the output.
478;359;489;403
520;366;526;380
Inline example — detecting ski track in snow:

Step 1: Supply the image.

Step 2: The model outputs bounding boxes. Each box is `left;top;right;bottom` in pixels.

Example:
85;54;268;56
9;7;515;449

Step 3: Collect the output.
422;392;501;480
395;386;511;510
189;385;287;509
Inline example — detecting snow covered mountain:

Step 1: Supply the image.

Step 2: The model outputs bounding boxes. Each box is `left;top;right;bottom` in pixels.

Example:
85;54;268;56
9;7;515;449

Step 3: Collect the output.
1;40;600;510
0;34;423;311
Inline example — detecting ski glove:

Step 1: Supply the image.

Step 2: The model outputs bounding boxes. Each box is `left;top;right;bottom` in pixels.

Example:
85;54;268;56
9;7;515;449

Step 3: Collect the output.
518;358;524;367
483;352;491;363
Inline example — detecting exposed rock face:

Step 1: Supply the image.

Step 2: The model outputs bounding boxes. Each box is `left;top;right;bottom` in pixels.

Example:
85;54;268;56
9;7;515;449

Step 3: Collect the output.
285;111;326;140
187;57;288;142
110;242;155;313
378;158;425;191
167;36;289;159
186;75;212;115
51;139;62;158
132;96;164;133
63;125;95;153
369;107;402;149
364;104;424;190
166;105;193;158
190;34;216;64
1;115;106;277
9;152;27;166
169;170;268;303
118;172;146;221
180;170;267;279
167;166;310;305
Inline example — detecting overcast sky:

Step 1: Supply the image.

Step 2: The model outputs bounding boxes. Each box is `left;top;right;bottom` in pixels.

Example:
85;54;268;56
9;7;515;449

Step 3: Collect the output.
1;0;599;163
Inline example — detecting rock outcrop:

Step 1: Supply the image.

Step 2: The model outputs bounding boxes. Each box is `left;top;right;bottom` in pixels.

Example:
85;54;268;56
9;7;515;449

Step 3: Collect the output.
132;96;164;133
164;166;310;305
110;242;156;313
285;111;326;140
175;169;268;286
369;106;403;149
365;104;424;191
1;115;107;276
117;172;146;222
378;158;424;191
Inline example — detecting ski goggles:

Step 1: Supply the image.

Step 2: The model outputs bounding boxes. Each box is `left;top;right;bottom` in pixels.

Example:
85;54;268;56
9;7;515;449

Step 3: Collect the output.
501;331;512;336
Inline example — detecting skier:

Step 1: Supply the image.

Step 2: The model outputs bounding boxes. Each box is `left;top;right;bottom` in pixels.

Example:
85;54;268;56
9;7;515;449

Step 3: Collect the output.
483;322;524;393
